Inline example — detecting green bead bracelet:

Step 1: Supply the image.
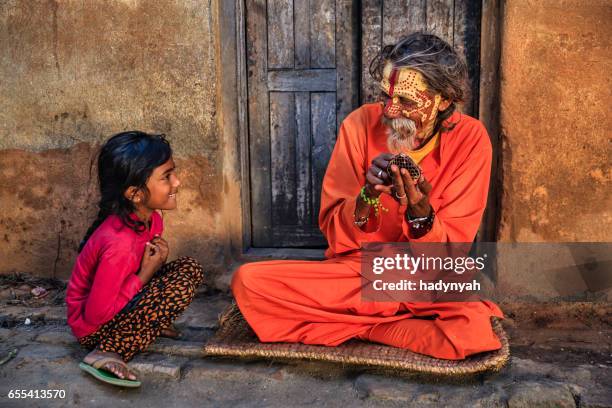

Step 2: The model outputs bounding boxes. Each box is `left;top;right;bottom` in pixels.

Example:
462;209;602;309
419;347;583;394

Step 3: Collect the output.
360;186;389;216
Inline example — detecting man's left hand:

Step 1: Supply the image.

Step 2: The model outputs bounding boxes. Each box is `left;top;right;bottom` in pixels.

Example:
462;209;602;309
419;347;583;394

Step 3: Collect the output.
385;164;432;218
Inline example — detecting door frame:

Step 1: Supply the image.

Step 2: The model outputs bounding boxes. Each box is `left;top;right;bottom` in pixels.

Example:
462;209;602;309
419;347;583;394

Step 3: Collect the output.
218;0;503;261
478;0;503;244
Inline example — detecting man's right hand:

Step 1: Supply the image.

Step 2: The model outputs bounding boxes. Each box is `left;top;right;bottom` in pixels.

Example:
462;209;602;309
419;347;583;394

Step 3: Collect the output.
365;153;395;197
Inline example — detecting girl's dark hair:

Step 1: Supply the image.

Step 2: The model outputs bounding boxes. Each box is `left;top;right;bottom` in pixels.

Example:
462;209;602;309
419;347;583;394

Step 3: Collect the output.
78;131;172;252
370;32;468;135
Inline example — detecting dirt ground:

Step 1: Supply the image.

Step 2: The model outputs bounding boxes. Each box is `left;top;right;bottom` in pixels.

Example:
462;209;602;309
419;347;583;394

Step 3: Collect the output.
0;274;610;407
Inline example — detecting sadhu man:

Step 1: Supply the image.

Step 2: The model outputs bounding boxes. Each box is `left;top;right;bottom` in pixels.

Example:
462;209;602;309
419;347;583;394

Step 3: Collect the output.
232;33;503;360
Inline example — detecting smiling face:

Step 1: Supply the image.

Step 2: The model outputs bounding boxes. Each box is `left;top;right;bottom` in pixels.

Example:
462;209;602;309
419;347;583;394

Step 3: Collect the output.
142;157;180;211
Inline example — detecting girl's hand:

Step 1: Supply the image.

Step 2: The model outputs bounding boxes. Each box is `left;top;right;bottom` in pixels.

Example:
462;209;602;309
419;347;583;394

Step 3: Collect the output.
151;235;169;264
138;240;165;284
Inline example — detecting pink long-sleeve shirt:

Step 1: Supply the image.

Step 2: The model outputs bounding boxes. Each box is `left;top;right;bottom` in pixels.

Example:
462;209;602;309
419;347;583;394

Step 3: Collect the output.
66;211;163;339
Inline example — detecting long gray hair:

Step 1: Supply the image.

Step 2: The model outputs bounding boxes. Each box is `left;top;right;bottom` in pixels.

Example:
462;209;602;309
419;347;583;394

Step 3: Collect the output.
370;32;468;134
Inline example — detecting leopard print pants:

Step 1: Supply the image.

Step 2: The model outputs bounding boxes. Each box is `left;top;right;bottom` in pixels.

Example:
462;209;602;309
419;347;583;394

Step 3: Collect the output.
78;256;204;362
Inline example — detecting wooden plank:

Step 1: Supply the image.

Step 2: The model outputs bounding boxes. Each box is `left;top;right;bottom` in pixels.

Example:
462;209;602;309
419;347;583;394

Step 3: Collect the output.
382;0;426;45
267;69;337;91
294;0;311;68
310;0;336;68
335;0;359;129
267;0;294;69
236;0;251;251
243;247;326;261
453;0;468;69
247;0;272;247
361;0;383;104
295;92;312;226
271;224;328;247
218;0;250;253
478;0;503;247
454;0;482;116
311;93;337;224
426;0;454;45
270;92;297;226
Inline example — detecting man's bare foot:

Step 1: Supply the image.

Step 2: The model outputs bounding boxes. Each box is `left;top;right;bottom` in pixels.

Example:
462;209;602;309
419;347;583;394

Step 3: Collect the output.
83;350;137;381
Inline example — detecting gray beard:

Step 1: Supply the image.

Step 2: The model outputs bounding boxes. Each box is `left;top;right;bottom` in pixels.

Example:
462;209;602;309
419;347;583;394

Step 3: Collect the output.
382;116;419;153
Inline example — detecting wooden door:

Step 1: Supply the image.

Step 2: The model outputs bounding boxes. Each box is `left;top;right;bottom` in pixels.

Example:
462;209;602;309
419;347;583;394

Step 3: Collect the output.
246;0;359;247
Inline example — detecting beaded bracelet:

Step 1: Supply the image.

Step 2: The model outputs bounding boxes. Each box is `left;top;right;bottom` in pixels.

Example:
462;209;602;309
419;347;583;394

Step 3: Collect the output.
359;186;389;216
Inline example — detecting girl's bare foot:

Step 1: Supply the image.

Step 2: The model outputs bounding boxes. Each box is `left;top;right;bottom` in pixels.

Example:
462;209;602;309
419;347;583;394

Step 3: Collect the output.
83;350;137;381
160;324;181;339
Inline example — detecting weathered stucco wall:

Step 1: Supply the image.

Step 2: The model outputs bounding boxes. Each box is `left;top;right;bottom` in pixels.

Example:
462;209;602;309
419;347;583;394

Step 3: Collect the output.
0;0;231;280
496;0;611;300
498;0;611;243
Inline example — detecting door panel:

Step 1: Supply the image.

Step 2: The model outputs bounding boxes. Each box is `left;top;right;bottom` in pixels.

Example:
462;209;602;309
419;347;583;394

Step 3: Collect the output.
247;0;359;247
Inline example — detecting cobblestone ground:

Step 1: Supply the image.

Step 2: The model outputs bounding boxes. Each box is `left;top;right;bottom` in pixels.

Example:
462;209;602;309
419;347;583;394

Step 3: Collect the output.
0;291;610;407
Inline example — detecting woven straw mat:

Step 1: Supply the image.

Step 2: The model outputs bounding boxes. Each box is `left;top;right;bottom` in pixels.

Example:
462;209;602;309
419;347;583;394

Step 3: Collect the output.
202;304;510;377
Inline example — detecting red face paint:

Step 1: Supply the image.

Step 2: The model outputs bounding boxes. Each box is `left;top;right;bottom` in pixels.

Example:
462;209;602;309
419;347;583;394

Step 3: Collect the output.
380;64;442;124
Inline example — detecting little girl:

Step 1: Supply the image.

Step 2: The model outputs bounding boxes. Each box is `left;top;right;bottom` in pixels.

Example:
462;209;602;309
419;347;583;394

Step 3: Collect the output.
66;131;204;387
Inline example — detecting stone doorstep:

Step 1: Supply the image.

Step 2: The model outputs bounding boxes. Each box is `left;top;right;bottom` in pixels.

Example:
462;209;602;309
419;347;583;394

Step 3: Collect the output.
29;326;206;359
181;359;283;383
146;339;205;358
505;380;578;408
129;354;189;380
173;294;231;331
508;357;595;385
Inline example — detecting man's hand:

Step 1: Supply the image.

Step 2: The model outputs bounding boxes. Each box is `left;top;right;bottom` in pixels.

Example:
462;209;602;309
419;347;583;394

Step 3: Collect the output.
354;153;395;223
365;153;395;197
388;165;433;218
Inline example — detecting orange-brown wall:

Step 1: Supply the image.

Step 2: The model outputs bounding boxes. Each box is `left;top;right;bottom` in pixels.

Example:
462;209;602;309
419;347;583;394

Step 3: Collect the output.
495;0;610;300
0;0;238;281
498;0;611;243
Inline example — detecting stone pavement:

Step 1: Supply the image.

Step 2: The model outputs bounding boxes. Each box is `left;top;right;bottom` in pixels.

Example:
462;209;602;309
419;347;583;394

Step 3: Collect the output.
0;293;610;407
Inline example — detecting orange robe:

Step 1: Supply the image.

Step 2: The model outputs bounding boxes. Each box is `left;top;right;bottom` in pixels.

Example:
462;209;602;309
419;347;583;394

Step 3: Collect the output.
231;104;503;360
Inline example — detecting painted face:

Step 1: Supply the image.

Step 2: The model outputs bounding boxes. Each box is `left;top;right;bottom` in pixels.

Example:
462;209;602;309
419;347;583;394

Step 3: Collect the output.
143;157;181;211
379;62;442;126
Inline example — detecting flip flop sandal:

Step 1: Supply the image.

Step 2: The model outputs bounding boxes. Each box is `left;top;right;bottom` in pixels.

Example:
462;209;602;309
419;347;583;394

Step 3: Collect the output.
79;357;141;388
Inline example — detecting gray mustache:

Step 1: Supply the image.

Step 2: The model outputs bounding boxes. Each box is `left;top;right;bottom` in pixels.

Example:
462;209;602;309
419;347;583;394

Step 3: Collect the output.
382;116;417;137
